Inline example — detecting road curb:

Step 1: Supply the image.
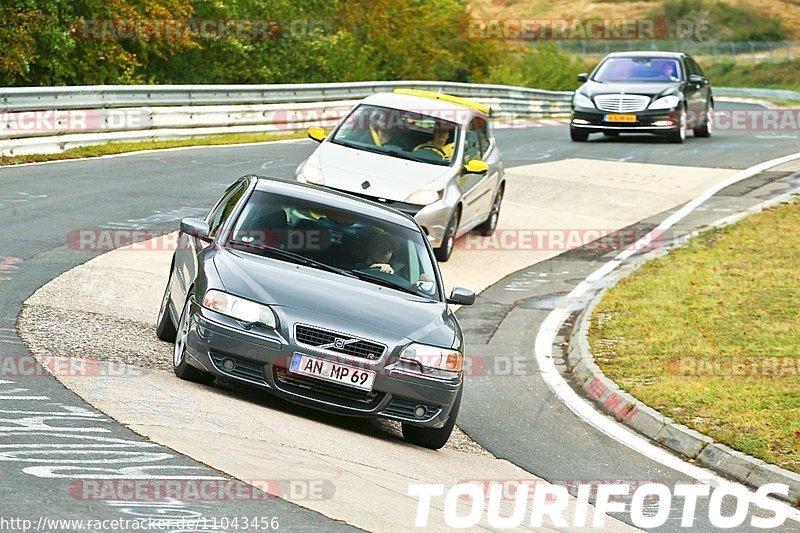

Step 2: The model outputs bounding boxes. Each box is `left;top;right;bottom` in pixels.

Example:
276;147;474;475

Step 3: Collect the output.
565;192;800;506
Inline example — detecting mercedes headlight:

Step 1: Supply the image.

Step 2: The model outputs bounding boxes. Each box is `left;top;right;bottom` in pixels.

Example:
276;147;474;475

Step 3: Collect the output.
573;93;595;109
649;95;680;110
400;343;463;372
298;155;325;185
202;290;277;328
405;189;443;206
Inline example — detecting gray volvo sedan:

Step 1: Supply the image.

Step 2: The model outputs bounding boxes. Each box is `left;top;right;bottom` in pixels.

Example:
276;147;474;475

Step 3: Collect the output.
156;175;475;449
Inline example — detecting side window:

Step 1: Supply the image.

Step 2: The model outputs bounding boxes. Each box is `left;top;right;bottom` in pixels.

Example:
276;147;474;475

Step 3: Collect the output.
475;117;490;154
206;181;246;237
690;58;705;78
464;117;487;163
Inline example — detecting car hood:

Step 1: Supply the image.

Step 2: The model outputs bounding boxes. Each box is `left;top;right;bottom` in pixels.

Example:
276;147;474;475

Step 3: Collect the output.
580;80;679;99
212;248;457;347
314;141;450;202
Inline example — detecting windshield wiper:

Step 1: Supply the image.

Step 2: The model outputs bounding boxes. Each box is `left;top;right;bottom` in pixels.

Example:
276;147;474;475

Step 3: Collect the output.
349;269;425;297
229;241;357;278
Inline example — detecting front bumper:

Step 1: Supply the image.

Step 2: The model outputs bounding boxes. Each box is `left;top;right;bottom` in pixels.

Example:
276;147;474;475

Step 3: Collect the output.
183;302;462;428
571;107;680;135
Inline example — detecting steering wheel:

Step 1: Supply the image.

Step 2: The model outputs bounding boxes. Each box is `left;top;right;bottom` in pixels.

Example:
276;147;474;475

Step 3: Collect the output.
413;144;447;159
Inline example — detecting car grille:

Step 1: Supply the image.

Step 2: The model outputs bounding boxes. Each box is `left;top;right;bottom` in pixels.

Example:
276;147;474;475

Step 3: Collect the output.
294;324;386;360
594;94;650;113
274;367;380;404
383;398;441;421
209;353;267;385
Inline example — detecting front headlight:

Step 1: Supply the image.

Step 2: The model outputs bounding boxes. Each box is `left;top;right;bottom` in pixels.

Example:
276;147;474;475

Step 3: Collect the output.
298;155;325;185
573;93;595;109
648;95;680;110
400;343;463;372
405;189;443;206
202;290;277;328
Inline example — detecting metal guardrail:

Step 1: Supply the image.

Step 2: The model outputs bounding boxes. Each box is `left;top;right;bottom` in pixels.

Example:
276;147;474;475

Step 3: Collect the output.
0;81;573;156
0;81;795;157
713;87;800;102
0;81;572;112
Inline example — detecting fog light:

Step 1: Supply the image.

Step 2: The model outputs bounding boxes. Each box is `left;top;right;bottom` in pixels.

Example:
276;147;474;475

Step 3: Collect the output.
414;406;427;418
572;118;589;125
654;120;673;127
222;358;235;371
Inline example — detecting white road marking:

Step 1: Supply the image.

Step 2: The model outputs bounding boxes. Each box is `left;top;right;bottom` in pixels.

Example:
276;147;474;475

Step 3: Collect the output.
0;137;308;170
533;150;800;522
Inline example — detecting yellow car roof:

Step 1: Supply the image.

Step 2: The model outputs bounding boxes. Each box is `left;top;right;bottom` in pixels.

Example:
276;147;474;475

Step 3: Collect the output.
392;88;492;116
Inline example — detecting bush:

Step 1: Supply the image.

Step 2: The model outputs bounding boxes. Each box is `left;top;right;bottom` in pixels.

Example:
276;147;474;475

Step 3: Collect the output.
486;43;594;91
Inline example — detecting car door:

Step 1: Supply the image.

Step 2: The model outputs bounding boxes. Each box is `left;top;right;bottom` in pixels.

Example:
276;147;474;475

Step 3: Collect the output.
171;179;247;307
459;116;493;228
476;119;502;222
683;56;706;126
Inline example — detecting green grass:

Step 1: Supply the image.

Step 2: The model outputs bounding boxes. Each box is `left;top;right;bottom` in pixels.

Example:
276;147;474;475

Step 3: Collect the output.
0;131;306;166
704;59;800;93
589;200;800;474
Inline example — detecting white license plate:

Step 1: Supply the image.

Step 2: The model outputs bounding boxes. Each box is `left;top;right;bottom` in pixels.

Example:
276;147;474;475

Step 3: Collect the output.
289;352;376;391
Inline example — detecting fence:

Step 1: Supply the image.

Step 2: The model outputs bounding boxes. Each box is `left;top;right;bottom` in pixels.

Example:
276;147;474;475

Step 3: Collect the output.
551;41;800;63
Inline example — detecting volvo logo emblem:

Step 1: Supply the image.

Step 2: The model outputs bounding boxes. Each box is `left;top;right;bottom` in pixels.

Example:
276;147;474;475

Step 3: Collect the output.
333;338;346;349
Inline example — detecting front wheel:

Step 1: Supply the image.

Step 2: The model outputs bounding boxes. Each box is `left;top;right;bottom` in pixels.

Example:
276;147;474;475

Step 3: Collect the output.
402;386;462;450
156;268;177;342
570;127;589;142
668;106;687;144
173;297;215;385
434;209;460;262
693;103;713;138
474;186;504;236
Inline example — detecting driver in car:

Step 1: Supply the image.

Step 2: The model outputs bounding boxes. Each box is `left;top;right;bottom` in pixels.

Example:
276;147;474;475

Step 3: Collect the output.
356;233;433;283
358;233;398;274
413;123;455;161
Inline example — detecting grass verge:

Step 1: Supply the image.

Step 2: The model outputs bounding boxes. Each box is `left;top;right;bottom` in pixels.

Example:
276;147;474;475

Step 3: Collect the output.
0;131;306;166
589;200;800;473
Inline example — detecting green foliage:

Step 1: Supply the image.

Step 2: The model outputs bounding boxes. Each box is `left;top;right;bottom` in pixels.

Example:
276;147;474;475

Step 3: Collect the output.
0;0;511;86
485;43;594;90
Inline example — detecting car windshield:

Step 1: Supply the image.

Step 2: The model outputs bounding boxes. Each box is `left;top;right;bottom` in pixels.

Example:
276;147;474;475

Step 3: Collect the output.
593;57;682;83
226;190;440;299
331;104;461;166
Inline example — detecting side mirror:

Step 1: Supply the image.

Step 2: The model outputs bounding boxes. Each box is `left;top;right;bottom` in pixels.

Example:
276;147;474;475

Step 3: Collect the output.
577;73;589;83
689;74;705;85
447;287;476;306
307;126;326;143
180;218;211;241
464;159;489;174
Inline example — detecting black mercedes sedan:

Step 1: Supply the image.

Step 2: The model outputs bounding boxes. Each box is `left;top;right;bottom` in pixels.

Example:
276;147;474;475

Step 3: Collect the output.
156;175;475;449
570;51;713;143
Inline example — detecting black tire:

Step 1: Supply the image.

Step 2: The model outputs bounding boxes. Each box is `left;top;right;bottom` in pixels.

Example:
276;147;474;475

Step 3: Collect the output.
474;185;504;237
668;106;687;144
570;127;589;142
434;208;460;262
173;296;215;385
156;268;177;342
693;102;713;138
603;131;619;137
402;386;462;450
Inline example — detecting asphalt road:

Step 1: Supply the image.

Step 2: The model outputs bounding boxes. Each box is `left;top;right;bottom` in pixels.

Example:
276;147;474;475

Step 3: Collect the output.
1;100;798;529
